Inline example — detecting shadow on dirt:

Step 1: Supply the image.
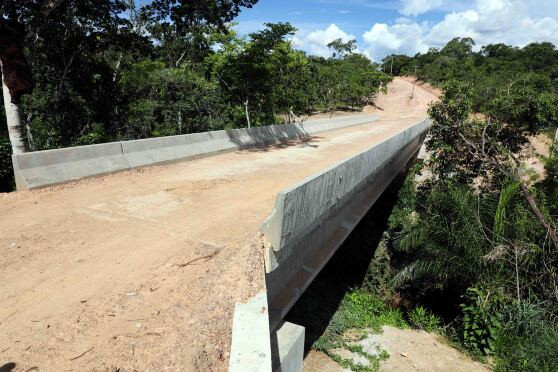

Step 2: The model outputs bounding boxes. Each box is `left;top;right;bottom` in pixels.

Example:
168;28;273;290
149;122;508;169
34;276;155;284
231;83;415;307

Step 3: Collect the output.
236;136;322;153
0;363;16;372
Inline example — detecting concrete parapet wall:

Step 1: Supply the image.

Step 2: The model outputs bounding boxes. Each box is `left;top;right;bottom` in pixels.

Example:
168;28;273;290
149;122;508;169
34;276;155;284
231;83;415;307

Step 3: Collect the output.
12;142;131;190
261;119;430;328
12;114;378;190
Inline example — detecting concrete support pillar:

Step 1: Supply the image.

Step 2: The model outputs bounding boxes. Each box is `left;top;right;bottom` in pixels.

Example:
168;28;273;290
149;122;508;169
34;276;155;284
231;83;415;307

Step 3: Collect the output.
271;321;305;372
229;292;272;372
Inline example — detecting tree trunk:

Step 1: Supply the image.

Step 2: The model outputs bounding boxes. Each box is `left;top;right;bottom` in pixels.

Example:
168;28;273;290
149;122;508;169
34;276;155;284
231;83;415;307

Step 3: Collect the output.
289;107;295;123
113;53;123;82
1;61;25;154
178;110;182;134
244;99;251;128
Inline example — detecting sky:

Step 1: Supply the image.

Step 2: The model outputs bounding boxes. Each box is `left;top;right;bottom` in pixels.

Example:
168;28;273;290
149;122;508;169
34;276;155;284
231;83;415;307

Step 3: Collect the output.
233;0;558;61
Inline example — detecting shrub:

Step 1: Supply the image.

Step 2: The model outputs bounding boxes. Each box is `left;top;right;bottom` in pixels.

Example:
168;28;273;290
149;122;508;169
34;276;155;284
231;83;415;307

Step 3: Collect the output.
494;328;558;371
342;290;407;331
408;306;441;332
460;287;504;355
0;136;14;192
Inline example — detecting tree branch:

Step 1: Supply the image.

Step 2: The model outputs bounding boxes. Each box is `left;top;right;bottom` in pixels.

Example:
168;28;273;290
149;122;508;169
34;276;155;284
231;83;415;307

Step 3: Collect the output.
458;131;558;250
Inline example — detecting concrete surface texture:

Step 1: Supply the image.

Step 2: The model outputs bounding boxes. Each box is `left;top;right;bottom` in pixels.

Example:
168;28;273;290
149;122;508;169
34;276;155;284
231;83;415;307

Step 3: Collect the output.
12;142;131;190
229;292;272;372
264;125;427;329
262;118;429;260
0;78;437;371
12;113;378;190
271;321;305;372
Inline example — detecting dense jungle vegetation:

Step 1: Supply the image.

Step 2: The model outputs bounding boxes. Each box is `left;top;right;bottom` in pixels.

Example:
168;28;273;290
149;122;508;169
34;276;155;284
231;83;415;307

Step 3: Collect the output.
300;38;558;371
0;0;390;191
386;38;558;371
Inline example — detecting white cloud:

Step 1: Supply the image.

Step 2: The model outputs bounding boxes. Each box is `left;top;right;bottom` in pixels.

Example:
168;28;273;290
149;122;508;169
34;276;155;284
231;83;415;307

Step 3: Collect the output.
363;22;429;61
244;0;558;63
337;10;351;14
395;17;412;25
400;0;443;16
426;10;480;46
361;0;558;61
293;24;357;57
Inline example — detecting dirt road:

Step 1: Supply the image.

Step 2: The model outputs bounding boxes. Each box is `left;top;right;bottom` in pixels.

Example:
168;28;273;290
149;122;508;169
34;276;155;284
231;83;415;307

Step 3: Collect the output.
0;78;437;371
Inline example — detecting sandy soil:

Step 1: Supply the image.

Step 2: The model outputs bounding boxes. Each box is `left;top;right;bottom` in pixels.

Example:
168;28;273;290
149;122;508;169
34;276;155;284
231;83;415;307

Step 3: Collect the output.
397;76;442;99
305;326;489;372
523;133;552;181
0;78;436;371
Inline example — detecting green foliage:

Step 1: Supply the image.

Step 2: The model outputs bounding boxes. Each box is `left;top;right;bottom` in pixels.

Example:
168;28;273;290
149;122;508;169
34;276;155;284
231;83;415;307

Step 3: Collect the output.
389;38;558;122
407;306;441;332
460;287;504;354
541;145;558;216
494;301;558;371
493;180;520;239
494;328;558;372
315;289;408;352
0;135;14;192
327;38;357;59
147;0;259;34
386;58;558;369
391;181;493;291
426;80;477;181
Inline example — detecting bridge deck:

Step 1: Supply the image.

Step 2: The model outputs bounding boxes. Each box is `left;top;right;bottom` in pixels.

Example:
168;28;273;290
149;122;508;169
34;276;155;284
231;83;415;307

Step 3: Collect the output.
0;78;437;371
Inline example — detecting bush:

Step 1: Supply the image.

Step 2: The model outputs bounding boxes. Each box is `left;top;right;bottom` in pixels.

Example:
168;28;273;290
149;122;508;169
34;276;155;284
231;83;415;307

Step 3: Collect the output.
460;287;504;355
0;136;14;192
408;306;441;332
494;328;558;371
492;301;558;371
340;290;408;332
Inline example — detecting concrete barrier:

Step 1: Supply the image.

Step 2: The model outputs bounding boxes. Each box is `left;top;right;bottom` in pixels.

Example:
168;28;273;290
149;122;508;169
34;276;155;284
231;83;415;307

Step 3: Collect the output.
261;119;430;328
12;114;378;190
12;142;131;190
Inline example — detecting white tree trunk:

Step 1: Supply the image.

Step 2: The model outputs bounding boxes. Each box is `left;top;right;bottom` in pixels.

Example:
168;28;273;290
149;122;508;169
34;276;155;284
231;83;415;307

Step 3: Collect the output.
1;62;25;154
244;99;251;128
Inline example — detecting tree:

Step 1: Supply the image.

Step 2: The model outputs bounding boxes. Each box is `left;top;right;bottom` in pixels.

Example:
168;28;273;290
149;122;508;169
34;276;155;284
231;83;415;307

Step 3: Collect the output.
147;0;258;34
381;54;413;75
213;22;298;125
1;61;25;153
391;79;558;361
327;38;357;59
441;37;476;59
0;0;131;152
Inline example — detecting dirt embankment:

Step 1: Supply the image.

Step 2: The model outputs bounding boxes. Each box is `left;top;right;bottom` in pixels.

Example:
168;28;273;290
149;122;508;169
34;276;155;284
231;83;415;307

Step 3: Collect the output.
305;326;489;372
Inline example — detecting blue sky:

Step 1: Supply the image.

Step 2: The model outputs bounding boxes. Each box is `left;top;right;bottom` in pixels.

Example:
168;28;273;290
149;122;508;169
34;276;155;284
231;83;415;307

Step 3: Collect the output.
232;0;558;61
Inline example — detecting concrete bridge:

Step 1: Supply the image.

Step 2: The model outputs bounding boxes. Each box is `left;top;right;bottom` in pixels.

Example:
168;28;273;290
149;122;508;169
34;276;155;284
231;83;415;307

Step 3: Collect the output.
0;78;437;371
